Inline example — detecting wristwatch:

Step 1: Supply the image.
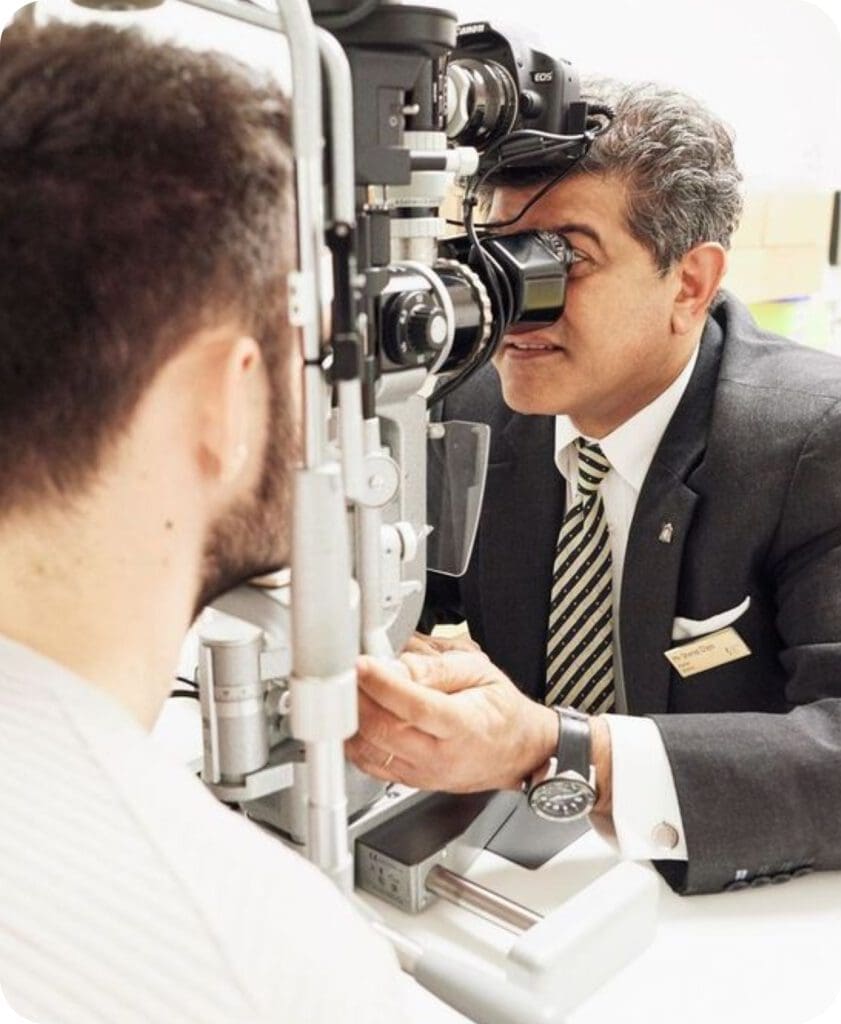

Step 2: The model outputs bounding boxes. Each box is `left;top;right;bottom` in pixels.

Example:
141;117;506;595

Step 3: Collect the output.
526;706;597;822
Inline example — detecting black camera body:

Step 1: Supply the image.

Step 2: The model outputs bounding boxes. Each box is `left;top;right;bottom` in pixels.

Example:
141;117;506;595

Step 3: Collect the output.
447;22;588;155
308;2;608;387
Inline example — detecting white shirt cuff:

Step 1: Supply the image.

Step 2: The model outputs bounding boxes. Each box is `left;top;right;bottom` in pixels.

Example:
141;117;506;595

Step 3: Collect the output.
600;714;688;861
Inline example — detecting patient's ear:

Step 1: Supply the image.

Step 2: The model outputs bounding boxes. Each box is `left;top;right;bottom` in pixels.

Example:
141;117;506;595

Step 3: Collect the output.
192;332;265;489
671;243;727;335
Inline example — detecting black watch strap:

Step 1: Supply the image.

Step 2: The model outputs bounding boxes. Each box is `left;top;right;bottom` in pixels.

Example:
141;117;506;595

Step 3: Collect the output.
555;707;591;778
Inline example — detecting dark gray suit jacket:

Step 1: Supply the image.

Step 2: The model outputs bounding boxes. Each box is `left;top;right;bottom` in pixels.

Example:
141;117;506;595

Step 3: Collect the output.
424;292;841;895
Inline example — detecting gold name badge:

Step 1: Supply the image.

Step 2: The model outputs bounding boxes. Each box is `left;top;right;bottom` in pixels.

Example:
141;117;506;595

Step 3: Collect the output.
664;627;751;679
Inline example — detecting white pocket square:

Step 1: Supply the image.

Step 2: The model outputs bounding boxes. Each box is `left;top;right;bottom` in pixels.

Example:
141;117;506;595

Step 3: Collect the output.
671;596;751;642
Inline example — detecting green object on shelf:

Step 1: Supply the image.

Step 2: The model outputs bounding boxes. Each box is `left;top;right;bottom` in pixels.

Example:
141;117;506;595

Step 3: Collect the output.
749;298;832;350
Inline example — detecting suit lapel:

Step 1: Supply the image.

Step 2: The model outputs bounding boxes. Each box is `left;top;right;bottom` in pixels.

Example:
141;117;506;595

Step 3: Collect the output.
621;316;726;714
478;414;563;701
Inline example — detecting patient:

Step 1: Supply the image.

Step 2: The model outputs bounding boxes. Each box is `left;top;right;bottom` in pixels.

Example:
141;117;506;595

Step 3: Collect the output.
0;21;406;1023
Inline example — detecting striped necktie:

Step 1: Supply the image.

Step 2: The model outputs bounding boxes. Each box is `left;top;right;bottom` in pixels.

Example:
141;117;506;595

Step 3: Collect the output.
545;438;615;713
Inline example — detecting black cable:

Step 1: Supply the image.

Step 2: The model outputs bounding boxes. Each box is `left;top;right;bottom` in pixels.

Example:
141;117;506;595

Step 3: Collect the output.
482;127;594;159
429;106;615;405
428;189;507;407
169;675;199;700
429;132;597;406
316;0;380;31
479;160;581;230
443;136;605;230
586;103;615;123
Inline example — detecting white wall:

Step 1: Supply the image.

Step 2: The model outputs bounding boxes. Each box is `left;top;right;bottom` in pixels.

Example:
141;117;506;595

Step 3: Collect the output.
2;0;839;187
0;0;290;83
3;0;838;189
0;0;21;24
449;0;841;187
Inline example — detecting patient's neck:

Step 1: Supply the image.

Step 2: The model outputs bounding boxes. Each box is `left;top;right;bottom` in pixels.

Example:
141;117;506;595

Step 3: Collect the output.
0;495;198;730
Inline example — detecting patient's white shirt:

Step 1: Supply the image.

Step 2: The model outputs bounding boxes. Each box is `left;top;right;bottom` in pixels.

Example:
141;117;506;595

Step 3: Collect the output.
0;634;404;1024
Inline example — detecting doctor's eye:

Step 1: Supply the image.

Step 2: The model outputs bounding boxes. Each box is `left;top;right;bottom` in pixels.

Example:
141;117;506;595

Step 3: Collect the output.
568;249;593;276
538;230;579;265
536;230;593;278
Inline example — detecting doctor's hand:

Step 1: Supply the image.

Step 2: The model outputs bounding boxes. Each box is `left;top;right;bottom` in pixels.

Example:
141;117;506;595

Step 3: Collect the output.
346;650;559;793
403;630;481;656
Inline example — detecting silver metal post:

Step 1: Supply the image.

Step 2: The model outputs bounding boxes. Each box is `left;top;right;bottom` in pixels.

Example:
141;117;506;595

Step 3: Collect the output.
425;864;543;935
279;0;357;894
304;740;353;873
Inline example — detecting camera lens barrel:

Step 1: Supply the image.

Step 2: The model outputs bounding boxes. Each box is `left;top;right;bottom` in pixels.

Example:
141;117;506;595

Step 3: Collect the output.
445;58;519;149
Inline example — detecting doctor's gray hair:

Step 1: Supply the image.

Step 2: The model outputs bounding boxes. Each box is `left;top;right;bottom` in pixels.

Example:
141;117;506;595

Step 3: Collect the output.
495;78;744;274
579;79;744;272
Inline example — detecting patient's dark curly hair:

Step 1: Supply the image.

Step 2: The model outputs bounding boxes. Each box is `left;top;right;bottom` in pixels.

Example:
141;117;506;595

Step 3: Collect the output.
0;21;293;511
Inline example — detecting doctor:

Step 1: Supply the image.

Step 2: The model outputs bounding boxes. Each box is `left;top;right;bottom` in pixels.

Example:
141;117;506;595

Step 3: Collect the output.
348;80;841;896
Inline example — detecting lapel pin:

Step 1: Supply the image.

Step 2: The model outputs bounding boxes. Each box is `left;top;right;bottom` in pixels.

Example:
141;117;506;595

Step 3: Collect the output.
658;522;674;544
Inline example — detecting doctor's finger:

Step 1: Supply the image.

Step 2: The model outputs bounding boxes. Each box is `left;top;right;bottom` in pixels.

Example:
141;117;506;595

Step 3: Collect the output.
429;633;481;654
404;632;480;656
399;650;503;694
357;655;465;737
403;632;440;655
355;690;441;762
345;735;413;784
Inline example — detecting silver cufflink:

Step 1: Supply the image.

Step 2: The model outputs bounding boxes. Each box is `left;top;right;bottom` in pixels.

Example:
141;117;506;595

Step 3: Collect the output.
651;821;680;850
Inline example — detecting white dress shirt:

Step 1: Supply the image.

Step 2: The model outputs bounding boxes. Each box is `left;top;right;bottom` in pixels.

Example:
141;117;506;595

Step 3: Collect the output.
0;633;408;1024
554;347;700;861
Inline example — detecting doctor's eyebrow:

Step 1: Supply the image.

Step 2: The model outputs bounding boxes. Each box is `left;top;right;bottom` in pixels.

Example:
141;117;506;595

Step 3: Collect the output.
549;222;607;255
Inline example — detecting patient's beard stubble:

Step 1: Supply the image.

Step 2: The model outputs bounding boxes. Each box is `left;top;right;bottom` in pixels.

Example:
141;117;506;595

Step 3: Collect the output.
193;364;297;618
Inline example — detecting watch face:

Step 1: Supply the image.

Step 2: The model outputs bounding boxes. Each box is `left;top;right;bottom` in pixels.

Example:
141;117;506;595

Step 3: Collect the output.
529;776;595;822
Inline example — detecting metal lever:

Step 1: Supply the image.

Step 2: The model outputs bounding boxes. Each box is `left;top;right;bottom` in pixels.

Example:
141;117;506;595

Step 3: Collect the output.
425;864;542;935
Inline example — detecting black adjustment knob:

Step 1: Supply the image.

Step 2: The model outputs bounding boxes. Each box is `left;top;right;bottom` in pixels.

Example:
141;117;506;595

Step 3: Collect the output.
406;303;448;353
519;90;544;118
382;289;449;368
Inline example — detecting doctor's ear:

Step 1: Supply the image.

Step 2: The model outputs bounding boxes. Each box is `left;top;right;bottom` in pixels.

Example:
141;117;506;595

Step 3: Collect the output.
671;243;727;335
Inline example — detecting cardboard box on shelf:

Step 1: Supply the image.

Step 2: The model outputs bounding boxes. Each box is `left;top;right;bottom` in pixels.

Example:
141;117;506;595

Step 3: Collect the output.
726;244;827;304
748;297;834;352
726;187;835;303
732;188;834;251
